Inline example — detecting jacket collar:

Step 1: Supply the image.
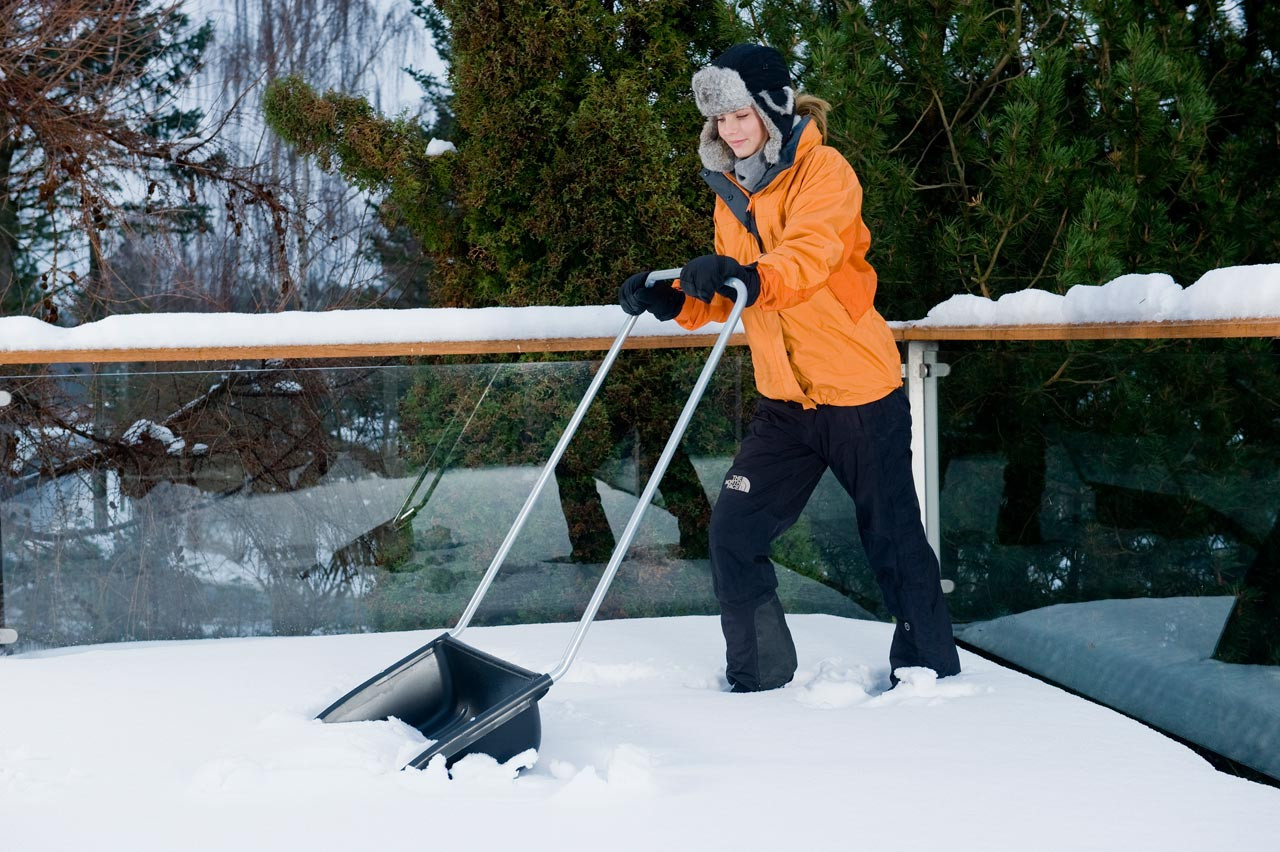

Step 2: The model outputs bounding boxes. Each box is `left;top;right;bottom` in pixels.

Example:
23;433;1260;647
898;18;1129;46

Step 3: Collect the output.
749;116;817;194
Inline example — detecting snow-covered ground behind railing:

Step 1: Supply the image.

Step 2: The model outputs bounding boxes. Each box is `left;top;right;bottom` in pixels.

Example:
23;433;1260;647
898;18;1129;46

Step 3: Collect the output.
2;615;1278;852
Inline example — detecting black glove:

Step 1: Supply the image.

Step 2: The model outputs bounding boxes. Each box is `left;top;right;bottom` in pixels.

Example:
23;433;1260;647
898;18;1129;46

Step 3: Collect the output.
679;254;761;306
619;270;685;321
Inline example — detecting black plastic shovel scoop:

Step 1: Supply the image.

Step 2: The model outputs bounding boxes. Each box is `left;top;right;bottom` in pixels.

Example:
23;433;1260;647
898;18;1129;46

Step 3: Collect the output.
318;270;749;769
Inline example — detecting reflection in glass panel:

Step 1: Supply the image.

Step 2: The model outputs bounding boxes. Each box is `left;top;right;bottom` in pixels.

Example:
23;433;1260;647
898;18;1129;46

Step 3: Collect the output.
0;351;869;653
939;340;1279;638
939;339;1280;781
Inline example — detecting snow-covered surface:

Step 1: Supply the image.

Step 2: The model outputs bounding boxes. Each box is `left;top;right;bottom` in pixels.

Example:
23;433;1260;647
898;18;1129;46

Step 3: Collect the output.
0;306;729;352
4;265;1279;354
2;615;1277;852
917;264;1280;325
958;596;1280;781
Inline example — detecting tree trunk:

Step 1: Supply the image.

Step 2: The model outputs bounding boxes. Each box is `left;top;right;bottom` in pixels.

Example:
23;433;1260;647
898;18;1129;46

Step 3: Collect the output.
0;140;19;311
1214;513;1280;665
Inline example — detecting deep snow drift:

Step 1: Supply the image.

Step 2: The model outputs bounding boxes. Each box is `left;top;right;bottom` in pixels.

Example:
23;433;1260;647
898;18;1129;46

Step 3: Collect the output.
2;615;1277;852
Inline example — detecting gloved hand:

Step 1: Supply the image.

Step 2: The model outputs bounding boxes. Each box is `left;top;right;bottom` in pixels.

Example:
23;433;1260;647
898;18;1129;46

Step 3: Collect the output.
679;254;761;306
619;270;685;321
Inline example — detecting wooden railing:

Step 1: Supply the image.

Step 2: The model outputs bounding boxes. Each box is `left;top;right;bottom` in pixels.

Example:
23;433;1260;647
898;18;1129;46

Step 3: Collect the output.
2;318;1278;365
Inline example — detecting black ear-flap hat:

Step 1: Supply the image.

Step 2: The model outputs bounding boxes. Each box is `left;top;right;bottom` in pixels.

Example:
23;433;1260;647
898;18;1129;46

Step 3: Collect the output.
692;43;795;171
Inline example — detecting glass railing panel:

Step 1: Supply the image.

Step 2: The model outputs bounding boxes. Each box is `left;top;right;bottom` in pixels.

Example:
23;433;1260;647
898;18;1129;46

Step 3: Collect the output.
938;340;1279;630
938;338;1280;780
0;349;871;653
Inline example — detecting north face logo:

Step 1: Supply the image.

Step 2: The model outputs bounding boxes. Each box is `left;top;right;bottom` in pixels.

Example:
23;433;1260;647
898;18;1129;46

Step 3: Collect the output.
724;474;751;493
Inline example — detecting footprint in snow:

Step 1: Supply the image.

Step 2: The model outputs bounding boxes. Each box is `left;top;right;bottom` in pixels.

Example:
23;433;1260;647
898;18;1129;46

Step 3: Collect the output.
794;659;877;709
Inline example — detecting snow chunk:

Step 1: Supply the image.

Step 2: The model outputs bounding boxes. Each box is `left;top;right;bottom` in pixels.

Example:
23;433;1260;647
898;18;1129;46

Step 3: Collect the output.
122;420;185;454
892;666;940;694
604;744;656;793
1061;273;1181;323
426;139;456;156
795;658;876;709
1175;264;1280;320
922;289;1065;326
446;748;536;786
865;667;986;707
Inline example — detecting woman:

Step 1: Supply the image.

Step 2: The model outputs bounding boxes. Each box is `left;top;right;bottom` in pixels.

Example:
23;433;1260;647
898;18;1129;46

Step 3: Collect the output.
620;43;961;692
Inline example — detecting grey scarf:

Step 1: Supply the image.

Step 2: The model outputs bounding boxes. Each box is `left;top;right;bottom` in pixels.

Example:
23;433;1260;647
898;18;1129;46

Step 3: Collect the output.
733;149;770;193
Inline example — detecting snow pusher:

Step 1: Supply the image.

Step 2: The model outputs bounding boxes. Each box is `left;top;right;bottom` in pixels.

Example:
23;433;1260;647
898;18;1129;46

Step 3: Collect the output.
317;270;749;769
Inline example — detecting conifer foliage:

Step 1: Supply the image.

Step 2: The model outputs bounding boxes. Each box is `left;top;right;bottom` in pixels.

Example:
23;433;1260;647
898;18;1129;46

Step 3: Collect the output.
749;0;1279;662
754;0;1279;318
265;0;744;308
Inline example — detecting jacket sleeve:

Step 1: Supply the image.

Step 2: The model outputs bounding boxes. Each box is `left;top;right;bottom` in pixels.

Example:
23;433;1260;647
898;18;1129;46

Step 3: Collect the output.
674;222;735;330
753;150;862;312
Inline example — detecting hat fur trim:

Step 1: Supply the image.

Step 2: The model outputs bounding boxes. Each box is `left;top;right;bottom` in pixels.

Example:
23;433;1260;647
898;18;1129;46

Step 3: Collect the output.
692;65;755;118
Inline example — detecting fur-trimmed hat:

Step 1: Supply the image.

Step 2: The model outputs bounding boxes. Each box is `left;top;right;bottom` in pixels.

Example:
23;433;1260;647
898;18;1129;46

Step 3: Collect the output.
692;43;795;171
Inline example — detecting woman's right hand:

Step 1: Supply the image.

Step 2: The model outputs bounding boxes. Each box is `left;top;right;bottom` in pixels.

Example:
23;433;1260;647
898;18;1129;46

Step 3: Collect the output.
619;271;685;321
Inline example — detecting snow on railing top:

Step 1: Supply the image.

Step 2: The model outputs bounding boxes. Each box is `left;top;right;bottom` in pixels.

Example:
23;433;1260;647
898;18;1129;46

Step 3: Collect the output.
0;304;715;355
1;265;1277;363
913;264;1280;327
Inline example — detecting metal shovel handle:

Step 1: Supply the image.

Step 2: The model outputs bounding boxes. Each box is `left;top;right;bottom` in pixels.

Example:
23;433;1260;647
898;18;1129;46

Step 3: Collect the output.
451;268;685;635
548;276;748;681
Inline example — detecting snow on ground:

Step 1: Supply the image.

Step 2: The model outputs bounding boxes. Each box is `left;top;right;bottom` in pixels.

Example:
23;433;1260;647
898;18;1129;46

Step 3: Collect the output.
4;265;1279;355
2;616;1278;852
959;596;1280;781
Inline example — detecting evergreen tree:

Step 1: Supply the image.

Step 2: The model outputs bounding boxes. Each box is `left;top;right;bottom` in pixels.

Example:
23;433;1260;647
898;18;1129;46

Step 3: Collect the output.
758;0;1276;314
265;0;745;308
761;0;1279;660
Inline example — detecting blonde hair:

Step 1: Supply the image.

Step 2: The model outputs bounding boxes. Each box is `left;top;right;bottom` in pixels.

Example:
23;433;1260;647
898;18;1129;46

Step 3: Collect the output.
795;93;832;142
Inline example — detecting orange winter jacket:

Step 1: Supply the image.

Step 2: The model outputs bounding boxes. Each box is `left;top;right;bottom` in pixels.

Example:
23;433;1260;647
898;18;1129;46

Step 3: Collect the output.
676;119;901;408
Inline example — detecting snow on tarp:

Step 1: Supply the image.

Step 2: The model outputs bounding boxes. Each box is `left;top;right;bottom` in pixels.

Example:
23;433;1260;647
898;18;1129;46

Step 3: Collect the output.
957;596;1280;782
3;264;1278;354
2;615;1278;851
916;264;1280;326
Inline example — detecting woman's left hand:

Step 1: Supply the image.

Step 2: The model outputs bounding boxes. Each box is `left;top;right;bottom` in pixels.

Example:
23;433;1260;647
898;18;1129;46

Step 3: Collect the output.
680;254;760;306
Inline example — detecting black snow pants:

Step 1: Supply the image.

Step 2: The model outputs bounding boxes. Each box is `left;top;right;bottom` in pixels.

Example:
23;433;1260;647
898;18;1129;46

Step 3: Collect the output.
710;388;961;691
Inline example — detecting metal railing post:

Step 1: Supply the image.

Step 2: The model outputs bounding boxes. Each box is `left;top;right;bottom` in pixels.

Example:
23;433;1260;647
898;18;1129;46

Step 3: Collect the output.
0;387;14;649
906;341;950;580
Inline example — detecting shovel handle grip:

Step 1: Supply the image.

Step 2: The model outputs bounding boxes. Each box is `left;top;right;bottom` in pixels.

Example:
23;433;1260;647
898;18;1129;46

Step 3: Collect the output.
644;268;681;288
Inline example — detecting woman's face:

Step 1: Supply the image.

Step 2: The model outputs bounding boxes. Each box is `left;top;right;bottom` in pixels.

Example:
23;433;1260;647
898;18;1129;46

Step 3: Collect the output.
716;107;767;158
